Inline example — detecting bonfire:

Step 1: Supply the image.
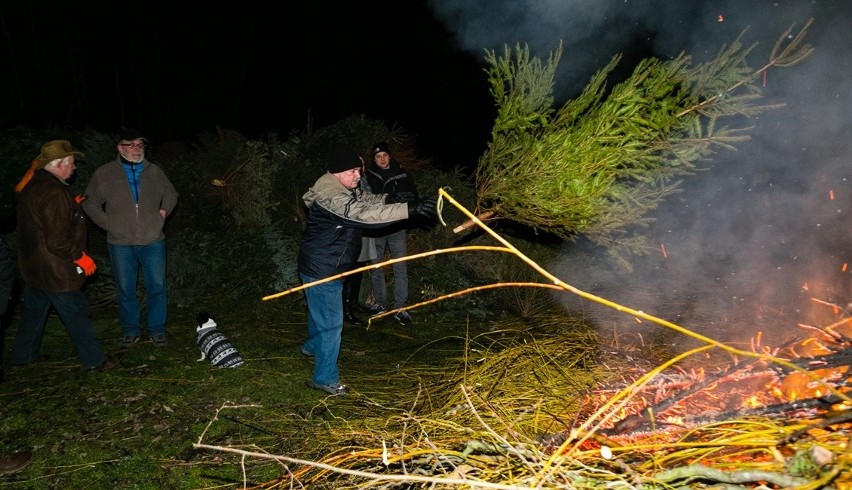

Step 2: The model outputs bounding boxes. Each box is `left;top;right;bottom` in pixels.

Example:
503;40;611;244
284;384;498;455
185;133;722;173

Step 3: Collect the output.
196;190;852;489
192;20;851;489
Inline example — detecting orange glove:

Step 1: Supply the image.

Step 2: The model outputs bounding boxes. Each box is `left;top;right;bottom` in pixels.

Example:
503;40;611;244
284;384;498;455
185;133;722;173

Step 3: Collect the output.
73;252;97;277
74;194;87;204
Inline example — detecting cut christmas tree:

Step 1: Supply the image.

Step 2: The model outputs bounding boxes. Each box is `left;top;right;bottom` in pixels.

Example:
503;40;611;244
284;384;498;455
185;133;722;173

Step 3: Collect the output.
470;21;813;266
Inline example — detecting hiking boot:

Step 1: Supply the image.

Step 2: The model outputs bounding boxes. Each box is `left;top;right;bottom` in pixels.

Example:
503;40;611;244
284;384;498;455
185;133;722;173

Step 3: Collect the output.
393;309;412;325
309;381;349;396
369;304;387;316
150;334;167;348
344;310;364;325
354;302;372;313
120;335;140;348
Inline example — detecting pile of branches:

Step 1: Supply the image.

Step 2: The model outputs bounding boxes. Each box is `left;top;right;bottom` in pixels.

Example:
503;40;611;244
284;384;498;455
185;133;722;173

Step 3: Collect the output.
590;335;852;439
193;313;852;489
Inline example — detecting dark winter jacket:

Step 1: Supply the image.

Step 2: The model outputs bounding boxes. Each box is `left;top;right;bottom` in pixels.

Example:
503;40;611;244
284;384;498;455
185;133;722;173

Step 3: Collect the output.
364;158;419;236
16;170;88;292
82;158;178;245
364;158;419;203
298;172;409;279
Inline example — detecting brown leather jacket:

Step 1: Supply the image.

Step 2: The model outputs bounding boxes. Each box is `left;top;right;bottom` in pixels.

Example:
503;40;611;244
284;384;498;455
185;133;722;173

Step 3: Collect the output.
17;169;88;292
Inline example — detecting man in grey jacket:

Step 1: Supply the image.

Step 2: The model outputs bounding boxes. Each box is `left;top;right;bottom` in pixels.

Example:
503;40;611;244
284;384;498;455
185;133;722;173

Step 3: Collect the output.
82;129;178;348
297;144;436;396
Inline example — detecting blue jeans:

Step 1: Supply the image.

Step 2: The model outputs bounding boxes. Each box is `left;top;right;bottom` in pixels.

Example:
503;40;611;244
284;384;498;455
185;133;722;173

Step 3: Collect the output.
10;286;106;369
299;273;343;386
370;229;408;308
108;240;167;337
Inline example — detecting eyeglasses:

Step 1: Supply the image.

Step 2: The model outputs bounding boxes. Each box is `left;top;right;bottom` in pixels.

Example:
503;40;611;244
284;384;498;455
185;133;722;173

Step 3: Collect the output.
120;142;146;149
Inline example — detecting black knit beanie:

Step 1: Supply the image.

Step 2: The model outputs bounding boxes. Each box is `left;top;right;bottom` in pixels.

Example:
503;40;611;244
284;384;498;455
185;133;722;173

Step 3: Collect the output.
327;145;362;174
370;141;390;158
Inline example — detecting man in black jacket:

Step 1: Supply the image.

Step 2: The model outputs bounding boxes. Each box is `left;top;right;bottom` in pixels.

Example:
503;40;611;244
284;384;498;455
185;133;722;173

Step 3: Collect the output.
363;142;420;325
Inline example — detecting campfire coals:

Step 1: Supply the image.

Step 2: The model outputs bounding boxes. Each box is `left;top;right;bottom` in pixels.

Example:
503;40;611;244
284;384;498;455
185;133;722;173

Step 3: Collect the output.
579;335;852;439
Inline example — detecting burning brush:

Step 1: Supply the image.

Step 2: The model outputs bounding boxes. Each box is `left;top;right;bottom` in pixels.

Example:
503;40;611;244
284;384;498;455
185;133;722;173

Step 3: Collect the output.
576;303;852;441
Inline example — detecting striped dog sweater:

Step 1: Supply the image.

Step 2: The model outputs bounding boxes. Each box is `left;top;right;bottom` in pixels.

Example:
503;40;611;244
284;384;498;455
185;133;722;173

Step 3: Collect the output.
196;313;244;368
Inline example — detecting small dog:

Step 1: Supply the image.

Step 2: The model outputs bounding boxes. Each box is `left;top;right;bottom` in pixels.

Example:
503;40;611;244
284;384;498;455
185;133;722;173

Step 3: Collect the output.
196;312;244;368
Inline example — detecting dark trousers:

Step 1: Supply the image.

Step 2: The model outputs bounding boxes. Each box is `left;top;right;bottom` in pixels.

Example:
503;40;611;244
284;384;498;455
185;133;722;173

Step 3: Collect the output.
10;286;106;369
342;263;367;313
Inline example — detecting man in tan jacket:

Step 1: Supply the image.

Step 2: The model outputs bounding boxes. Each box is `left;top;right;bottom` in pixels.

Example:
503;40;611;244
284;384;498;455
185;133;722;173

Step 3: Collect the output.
297;144;436;396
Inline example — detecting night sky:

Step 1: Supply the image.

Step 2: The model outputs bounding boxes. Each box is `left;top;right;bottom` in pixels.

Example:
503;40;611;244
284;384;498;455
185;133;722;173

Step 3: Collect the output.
0;1;494;168
2;2;847;170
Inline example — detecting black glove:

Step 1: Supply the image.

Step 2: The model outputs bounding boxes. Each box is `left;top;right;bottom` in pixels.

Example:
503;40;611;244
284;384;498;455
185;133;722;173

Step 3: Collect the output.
384;191;417;204
407;199;437;219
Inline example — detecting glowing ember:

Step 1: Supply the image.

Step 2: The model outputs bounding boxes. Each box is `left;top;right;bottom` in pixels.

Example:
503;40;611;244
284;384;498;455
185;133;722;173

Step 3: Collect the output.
742;395;762;408
577;295;852;445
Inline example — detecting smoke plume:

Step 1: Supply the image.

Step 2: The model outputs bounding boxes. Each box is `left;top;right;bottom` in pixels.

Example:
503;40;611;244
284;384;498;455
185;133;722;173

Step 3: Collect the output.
429;0;852;349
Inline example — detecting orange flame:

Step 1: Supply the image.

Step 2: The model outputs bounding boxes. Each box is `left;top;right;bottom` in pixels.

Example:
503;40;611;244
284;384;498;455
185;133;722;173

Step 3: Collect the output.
743;395;761;409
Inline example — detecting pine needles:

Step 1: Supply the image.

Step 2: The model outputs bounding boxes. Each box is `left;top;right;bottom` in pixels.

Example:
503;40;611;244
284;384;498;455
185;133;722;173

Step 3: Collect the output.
475;21;813;263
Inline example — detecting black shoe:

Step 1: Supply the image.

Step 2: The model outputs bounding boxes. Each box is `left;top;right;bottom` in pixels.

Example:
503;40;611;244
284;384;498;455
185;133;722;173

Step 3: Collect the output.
344;311;364;325
354;303;372;313
393;309;412;325
87;354;122;372
369;304;387;316
120;335;140;348
150;334;167;348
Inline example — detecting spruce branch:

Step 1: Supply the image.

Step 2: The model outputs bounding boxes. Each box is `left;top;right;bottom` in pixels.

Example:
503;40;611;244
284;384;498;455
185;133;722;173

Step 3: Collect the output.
678;20;813;118
470;20;813;264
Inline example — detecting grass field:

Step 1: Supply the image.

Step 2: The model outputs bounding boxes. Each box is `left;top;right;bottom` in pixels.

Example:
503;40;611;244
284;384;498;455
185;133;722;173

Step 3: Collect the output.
0;297;489;489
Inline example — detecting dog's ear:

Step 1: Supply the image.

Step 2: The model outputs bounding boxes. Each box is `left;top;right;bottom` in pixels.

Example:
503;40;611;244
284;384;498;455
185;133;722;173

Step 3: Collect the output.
196;311;210;325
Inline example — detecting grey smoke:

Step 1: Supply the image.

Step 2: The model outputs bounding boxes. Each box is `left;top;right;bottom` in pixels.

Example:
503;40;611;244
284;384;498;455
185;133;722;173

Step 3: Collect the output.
429;0;852;349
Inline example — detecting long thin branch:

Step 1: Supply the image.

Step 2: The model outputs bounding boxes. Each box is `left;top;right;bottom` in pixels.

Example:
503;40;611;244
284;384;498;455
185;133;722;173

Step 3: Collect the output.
261;245;514;301
192;443;544;490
